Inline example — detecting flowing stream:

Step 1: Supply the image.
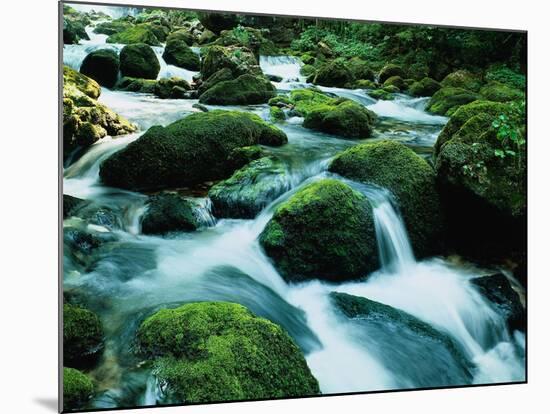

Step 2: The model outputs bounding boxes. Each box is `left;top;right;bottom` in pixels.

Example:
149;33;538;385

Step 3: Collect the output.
63;22;525;409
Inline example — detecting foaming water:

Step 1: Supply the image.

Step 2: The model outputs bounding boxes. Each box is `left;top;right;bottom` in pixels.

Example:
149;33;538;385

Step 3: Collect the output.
260;55;305;83
367;97;448;124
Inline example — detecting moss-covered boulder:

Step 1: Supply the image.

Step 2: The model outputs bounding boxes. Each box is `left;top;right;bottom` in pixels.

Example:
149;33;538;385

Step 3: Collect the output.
137;302;319;403
426;87;481;116
209;157;290;219
162;31;200;71
115;76;157;94
470;274;525;333
368;89;394;101
141;192;199;235
213;26;279;57
260;179;378;282
199;74;276;105
270;106;286;122
440;70;482;92
63;367;94;410
378;64;405;84
120;43;160;80
154;77;190;99
99;111;287;191
79;49;120;88
197;67;234;96
347;57;375;81
200;45;259;81
64;66;101;100
329;140;444;257
408;77;441;97
313;60;353;88
63;17;89;45
383;75;406;91
64;303;104;368
303;100;376;138
63;67;136;156
434;100;526;262
329;292;473;383
93;19;133;36
226;145;266;171
479;81;524;102
197;12;239;34
106;23;161;46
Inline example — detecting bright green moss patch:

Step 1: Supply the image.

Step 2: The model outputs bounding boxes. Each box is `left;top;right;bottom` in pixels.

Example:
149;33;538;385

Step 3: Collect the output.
270;106;286;122
304;100;377;138
260;179;378;282
63;367;94;410
199;74;276;105
99;110;287;191
408;77;441;97
64;303;104;368
107;24;161;46
163;31;200;70
137;302;319;403
63;66;100;99
329;140;444;257
479;81;524;103
440;70;483;92
427;87;481;116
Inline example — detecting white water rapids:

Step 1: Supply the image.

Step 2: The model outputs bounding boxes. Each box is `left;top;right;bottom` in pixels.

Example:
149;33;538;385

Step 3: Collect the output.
63;23;525;408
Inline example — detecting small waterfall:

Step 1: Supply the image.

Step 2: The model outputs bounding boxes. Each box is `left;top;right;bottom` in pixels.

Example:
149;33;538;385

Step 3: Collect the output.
367;97;448;124
152;47;199;83
260;56;306;83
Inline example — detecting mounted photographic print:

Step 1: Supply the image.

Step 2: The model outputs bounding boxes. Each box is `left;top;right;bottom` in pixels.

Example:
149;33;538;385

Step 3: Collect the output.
60;0;527;412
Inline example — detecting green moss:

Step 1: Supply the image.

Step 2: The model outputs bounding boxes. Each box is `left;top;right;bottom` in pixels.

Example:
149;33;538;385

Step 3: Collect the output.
383;75;405;90
119;43;160;80
209;157;290;218
154;77;190;99
300;64;316;77
313;60;353;87
93;19;133;36
63;66;100;99
142;193;199;235
485;65;526;91
347;57;374;81
479;81;524;102
137;302;319;403
200;45;259;81
213;26;279;56
408;77;441;97
116;77;157;94
79;49;120;88
226;145;266;170
329;140;444;256
378;64;405;84
64;303;104;368
434;100;514;156
368;89;394;100
270;106;286;122
426;87;481;116
268;95;292;106
304;100;376;138
99;110;287;191
107;23;161;46
63;367;94;410
163;31;200;70
354;79;376;89
289;88;333;116
199;74;276;105
440;70;482;92
260;179;378;282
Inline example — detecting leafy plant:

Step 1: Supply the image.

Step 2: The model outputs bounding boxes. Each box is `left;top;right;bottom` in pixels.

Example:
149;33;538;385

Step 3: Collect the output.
491;101;526;168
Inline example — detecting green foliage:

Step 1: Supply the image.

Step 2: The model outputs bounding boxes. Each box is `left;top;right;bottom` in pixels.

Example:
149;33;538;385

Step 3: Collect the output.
491;101;526;167
485;65;526;90
63;367;94;410
137;302;319;403
260;179;378;282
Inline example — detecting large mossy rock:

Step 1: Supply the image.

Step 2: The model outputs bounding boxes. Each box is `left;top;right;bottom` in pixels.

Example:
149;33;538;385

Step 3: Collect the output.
303;100;376;138
99;111;287;191
200;45;259;81
63;66;136;156
153;77;190;99
63;303;104;368
378;64;405;84
313;60;353;88
347;57;375;81
136;302;319;403
63;367;94;410
106;24;161;46
260;179;378;282
120;43;160;80
79;49;120;88
329;292;473;383
141;193;199;235
470;274;525;333
426;87;481;116
197;12;239;34
64;66;100;100
408;77;441;97
199;74;276;105
479;81;524;103
63;17;89;45
162;31;200;71
93;19;133;36
440;70;482;92
329;140;444;257
434;100;526;264
209;157;291;219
